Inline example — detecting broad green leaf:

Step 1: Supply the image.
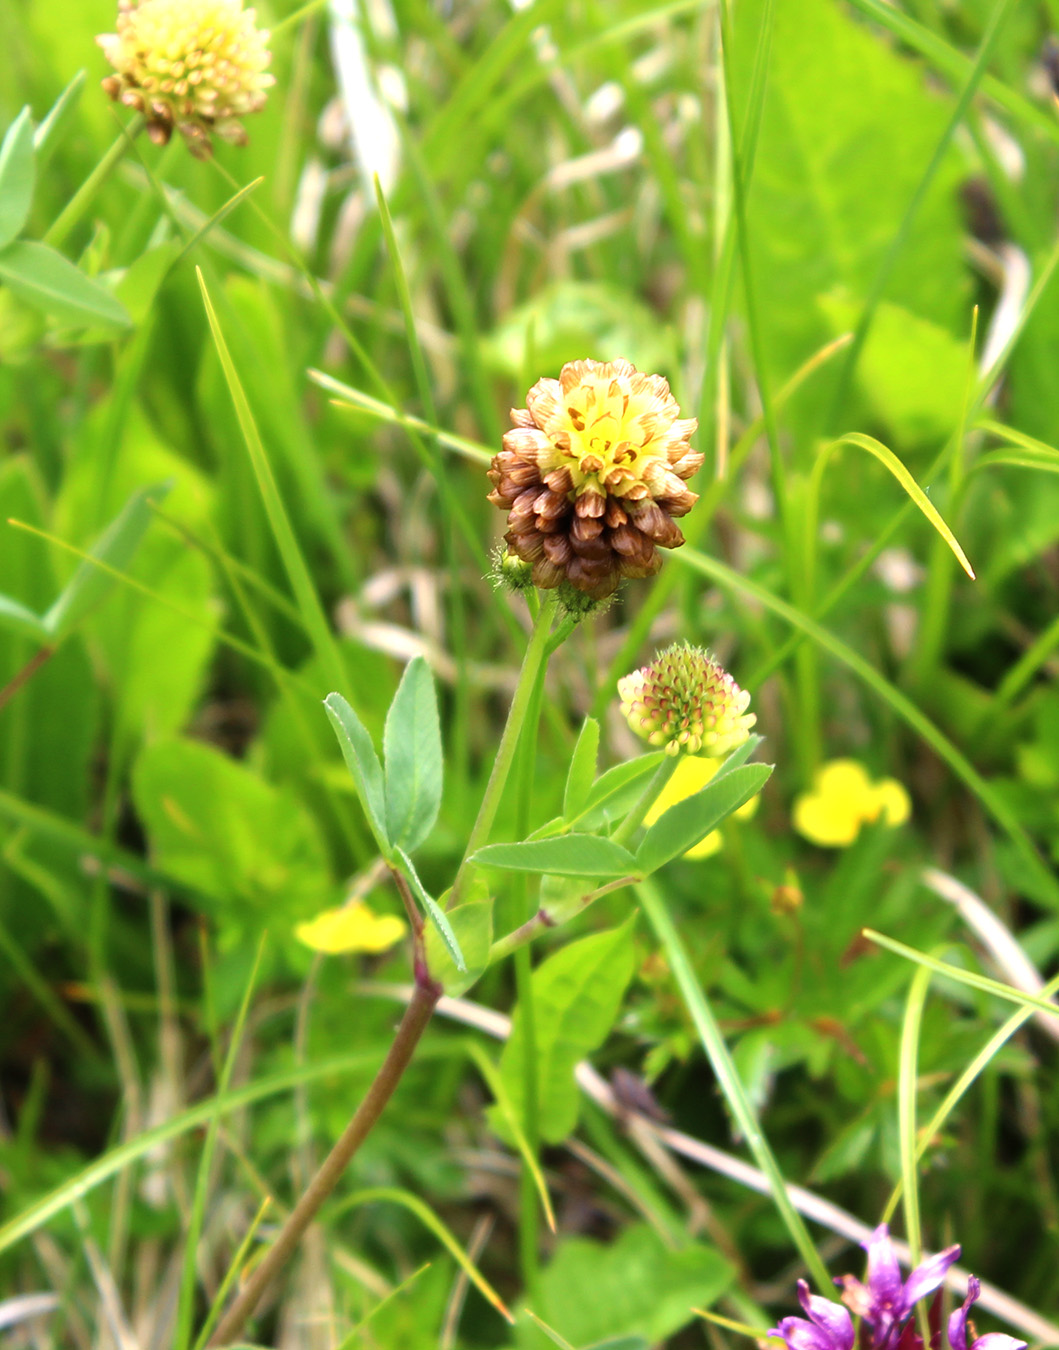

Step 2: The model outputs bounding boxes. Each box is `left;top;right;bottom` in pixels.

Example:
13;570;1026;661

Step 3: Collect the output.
384;656;443;854
710;733;764;779
424;897;492;995
0;594;46;641
0;240;130;328
473;835;638;880
636;763;772;876
34;72;86;165
131;738;332;926
730;0;963;431
0;109;35;248
41;481;171;638
395;846;465;973
530;1225;733;1350
562;716;599;822
323;691;390;855
498;918;637;1142
573;752;666;830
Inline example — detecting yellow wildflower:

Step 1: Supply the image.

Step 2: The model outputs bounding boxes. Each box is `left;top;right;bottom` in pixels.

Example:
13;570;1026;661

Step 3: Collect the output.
295;903;406;956
792;759;911;848
644;755;759;859
98;0;274;157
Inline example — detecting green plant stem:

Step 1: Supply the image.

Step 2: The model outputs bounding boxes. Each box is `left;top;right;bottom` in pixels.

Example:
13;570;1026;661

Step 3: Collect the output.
612;756;679;848
450;594;557;906
637;878;831;1291
44;116;143;250
206;973;441;1347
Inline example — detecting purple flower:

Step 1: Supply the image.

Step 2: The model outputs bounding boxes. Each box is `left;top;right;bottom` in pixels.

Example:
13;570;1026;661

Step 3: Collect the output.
948;1278;1026;1350
838;1224;961;1350
770;1280;855;1350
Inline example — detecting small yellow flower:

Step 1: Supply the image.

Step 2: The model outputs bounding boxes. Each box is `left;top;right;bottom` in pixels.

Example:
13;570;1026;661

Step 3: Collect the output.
98;0;274;158
644;755;759;859
792;759;911;848
295;903;406;956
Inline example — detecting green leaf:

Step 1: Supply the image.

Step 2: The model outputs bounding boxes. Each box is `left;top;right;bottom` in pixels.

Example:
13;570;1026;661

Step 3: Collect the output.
41;480;171;638
395;846;465;973
0;594;47;641
473;835;638;880
531;1225;733;1350
34;72;86;166
384;655;443;854
572;752;666;830
425;896;492;995
562;716;599;821
636;763;772;875
131;739;332;926
323;691;390;856
0;109;35;248
0;240;130;328
498;918;637;1142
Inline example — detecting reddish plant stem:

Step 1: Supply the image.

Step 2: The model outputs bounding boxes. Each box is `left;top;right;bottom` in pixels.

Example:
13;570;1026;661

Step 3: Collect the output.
206;971;441;1346
0;645;55;713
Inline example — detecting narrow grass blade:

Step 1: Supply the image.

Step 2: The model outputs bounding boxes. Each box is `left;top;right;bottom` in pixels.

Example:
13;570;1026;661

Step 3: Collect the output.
174;935;268;1350
814;433;974;578
636;878;831;1291
191;1197;271;1350
466;1042;556;1233
196;268;347;695
864;931;1059;1017
897;966;931;1266
328;1187;513;1322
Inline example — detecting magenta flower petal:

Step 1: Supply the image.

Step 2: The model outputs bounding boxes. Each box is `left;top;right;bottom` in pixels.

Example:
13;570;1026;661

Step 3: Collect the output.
948;1276;1026;1350
903;1244;961;1306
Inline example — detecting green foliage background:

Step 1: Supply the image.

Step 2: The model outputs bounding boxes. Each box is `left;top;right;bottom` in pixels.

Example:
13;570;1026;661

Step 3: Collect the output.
1;0;1059;1345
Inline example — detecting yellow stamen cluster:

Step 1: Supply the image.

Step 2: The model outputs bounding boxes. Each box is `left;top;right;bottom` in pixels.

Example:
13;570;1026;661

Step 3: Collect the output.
98;0;274;158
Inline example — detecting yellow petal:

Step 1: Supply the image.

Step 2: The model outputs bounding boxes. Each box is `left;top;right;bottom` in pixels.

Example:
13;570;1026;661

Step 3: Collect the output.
684;828;723;860
864;778;912;827
295;904;406;955
792;759;874;847
644;755;719;826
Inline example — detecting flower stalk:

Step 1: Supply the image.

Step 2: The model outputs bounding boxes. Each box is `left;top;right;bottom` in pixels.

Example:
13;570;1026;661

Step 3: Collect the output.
206;966;441;1346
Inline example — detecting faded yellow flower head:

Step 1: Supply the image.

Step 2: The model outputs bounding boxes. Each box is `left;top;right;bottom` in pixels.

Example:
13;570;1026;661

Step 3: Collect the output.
295;903;406;956
488;359;701;599
98;0;274;158
792;759;911;847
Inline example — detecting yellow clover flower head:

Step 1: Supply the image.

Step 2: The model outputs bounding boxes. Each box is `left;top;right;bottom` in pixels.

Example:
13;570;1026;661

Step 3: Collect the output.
644;754;760;858
618;643;755;757
488;359;702;600
792;759;911;848
98;0;274;158
295;902;406;956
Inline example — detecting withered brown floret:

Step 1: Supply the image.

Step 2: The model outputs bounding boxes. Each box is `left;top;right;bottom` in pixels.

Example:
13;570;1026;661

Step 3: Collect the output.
488;359;702;599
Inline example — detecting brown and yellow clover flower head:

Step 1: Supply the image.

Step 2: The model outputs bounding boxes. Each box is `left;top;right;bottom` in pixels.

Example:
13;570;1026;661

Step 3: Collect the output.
98;0;274;158
618;643;755;757
488;359;702;600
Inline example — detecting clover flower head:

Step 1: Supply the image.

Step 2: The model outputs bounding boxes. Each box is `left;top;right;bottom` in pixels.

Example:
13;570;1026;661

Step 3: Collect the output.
770;1280;855;1350
793;760;911;848
839;1225;961;1350
618;643;755;757
98;0;274;158
488;358;701;599
948;1278;1026;1350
